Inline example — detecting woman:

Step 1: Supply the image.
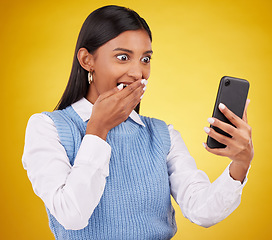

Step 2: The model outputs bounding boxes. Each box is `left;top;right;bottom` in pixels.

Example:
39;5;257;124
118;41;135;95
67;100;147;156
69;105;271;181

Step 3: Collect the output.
22;5;254;240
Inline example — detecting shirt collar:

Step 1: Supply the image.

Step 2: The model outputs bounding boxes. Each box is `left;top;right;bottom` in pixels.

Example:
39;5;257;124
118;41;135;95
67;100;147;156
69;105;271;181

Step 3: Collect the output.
71;97;146;127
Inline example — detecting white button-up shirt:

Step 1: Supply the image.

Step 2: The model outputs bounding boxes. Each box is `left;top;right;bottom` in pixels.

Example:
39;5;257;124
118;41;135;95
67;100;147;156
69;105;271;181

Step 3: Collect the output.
22;97;248;230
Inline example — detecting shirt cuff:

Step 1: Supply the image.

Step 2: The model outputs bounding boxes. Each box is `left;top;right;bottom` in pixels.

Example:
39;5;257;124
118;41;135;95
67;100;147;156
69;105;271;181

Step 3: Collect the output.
221;163;250;193
73;134;111;177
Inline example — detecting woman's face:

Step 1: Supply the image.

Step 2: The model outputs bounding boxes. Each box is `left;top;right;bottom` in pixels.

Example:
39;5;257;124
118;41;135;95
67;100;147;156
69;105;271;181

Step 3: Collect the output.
87;29;152;103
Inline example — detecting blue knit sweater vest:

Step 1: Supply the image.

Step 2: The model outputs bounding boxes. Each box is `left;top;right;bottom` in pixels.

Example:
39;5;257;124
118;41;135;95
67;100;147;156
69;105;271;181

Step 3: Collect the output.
43;106;177;240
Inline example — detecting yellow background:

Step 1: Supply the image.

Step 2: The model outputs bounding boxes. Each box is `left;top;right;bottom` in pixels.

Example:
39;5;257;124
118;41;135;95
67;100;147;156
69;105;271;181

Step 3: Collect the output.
1;0;271;239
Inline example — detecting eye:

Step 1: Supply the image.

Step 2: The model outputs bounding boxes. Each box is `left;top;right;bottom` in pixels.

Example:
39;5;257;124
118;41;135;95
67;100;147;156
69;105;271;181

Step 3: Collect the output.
116;54;129;61
141;56;151;63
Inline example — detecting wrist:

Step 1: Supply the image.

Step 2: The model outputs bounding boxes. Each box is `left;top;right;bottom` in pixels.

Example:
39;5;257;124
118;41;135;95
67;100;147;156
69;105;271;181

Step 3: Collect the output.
229;161;250;183
86;119;109;141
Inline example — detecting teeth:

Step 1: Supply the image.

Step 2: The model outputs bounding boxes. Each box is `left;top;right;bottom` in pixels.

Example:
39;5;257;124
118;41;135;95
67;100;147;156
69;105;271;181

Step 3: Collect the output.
117;83;128;88
117;83;124;90
117;83;129;90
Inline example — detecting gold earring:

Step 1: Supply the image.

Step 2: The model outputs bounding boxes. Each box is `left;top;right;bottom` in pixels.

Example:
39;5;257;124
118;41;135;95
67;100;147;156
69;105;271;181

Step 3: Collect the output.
88;71;93;84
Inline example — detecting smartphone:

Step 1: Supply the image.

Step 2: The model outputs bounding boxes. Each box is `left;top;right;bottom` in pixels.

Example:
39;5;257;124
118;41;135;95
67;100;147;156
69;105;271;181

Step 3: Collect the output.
207;76;250;149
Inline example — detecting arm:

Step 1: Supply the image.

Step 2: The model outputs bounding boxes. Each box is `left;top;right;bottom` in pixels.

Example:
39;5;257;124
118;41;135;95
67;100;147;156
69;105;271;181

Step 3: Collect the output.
167;125;248;228
22;113;111;230
22;80;146;230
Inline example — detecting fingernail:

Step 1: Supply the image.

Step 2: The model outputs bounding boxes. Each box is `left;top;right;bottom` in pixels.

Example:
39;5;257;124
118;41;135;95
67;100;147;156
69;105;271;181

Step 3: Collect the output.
117;83;124;90
141;79;148;85
219;103;225;110
140;94;144;99
204;127;210;134
208;118;214;124
202;142;207;148
143;86;147;91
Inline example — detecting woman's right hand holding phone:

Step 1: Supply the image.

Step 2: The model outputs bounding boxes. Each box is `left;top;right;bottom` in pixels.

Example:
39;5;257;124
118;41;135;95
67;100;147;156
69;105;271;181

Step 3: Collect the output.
85;79;147;140
203;100;254;183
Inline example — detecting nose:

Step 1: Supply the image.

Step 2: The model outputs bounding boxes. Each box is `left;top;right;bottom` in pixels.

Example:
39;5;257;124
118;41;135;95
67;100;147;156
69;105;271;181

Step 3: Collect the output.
127;62;143;80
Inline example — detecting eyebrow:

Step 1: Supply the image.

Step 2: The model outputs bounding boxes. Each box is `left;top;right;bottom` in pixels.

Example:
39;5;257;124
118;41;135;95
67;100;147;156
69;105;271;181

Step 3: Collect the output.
113;48;153;55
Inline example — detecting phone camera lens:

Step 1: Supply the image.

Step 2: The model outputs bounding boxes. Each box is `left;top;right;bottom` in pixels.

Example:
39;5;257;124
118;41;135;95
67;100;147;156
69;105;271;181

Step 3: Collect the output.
225;80;230;86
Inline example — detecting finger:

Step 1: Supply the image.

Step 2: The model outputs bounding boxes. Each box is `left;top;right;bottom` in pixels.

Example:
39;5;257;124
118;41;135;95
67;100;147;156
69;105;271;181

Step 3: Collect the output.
117;79;146;99
99;85;122;100
125;84;145;109
127;97;142;114
203;142;229;157
123;80;146;103
204;126;232;146
207;117;237;138
242;99;250;123
218;103;244;128
117;88;143;120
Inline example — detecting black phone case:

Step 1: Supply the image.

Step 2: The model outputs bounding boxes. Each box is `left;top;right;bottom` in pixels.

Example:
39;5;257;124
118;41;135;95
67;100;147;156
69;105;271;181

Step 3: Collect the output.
207;76;250;149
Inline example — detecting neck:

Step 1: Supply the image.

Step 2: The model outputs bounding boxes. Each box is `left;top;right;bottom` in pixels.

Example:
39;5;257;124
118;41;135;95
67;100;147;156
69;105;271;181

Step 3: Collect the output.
86;83;99;104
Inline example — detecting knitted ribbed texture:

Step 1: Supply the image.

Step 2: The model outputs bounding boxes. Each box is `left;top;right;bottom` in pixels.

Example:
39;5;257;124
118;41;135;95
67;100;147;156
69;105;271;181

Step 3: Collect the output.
43;106;177;240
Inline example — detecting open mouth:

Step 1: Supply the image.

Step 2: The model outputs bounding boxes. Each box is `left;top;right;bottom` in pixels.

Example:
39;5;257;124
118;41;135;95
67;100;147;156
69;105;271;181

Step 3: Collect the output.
117;83;129;88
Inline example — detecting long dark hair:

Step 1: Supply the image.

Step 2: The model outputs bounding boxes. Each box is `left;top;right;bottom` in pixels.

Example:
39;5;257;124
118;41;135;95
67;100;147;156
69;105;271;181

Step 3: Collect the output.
56;5;152;114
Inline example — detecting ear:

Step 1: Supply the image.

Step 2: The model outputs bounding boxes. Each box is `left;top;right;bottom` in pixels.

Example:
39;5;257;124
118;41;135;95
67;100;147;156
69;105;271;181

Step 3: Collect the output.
77;48;94;71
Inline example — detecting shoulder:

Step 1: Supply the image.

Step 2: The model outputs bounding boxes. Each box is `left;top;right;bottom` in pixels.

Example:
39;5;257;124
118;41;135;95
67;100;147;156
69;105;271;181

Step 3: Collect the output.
24;110;78;155
43;107;71;122
24;113;60;152
42;107;81;131
25;108;75;142
26;108;73;133
167;124;182;140
27;113;56;131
